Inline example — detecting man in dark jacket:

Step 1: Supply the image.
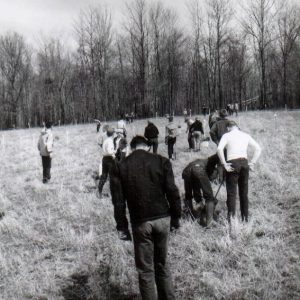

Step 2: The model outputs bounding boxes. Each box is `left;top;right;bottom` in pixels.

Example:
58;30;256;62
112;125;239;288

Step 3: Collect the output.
188;117;204;150
116;135;181;300
209;109;230;145
144;120;159;153
182;154;219;227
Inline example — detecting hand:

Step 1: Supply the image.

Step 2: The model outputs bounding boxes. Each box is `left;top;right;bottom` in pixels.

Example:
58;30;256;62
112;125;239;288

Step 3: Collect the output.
224;163;234;172
170;218;180;231
49;152;54;158
248;162;255;171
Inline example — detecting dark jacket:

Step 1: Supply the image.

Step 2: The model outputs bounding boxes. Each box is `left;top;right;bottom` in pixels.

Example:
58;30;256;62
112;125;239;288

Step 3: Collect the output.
189;120;204;135
209;118;230;145
144;123;159;139
117;149;181;225
182;155;219;203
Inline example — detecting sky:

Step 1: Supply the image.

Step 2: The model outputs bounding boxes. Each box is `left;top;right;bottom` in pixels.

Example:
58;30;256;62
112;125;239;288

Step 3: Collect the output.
0;0;189;49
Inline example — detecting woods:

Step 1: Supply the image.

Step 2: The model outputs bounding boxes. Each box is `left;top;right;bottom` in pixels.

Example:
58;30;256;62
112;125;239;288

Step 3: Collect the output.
0;0;300;129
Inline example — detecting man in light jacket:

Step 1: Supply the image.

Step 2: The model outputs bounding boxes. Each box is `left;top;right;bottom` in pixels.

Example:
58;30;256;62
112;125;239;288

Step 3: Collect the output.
217;121;261;222
37;121;54;183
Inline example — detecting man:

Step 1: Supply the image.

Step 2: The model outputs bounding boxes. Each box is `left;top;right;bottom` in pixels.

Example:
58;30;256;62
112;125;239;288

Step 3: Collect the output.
98;127;130;237
114;129;129;162
189;117;204;151
208;110;219;129
116;136;181;300
144;120;159;154
182;154;219;227
165;116;178;160
98;127;116;196
37;121;54;183
217;121;261;222
210;109;230;145
117;115;127;137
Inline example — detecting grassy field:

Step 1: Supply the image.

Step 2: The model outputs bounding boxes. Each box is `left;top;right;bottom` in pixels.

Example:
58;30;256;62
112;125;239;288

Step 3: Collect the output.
0;110;299;300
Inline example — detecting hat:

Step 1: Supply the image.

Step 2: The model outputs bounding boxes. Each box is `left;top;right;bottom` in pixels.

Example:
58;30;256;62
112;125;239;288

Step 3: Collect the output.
115;128;124;135
219;109;228;117
130;135;150;148
106;127;115;135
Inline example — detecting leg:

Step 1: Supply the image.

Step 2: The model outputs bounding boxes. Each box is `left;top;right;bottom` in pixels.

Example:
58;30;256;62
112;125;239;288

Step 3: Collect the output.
41;156;47;182
238;162;249;222
132;222;156;300
226;171;239;221
98;157;111;193
110;175;129;231
184;178;194;213
45;156;51;180
153;217;175;300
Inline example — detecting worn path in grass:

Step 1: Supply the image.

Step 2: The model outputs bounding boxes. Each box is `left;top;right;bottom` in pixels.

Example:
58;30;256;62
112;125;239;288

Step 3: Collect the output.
0;110;299;299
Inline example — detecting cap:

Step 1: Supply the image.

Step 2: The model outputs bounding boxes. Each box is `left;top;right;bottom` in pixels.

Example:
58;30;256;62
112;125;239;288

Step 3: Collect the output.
219;109;228;117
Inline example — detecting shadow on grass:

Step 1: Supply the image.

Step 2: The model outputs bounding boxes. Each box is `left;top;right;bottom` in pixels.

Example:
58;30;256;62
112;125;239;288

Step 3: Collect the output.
61;262;140;300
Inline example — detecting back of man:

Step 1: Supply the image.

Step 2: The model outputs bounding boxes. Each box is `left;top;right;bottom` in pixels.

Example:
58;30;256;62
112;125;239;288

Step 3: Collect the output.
210;109;230;145
144;121;159;153
117;136;181;300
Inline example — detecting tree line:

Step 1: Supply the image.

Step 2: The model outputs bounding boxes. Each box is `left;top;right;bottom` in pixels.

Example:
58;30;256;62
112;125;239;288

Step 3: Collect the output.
0;0;299;129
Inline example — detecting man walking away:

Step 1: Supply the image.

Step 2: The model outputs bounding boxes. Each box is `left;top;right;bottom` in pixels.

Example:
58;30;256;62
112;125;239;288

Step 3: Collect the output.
182;154;219;227
144;120;159;154
210;109;230;145
189;117;204;151
217;121;261;222
98;127;116;197
37;121;54;183
165;116;178;160
116;136;181;300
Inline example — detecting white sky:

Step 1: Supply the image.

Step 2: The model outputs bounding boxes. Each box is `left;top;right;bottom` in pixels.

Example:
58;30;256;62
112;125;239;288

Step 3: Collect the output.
0;0;189;48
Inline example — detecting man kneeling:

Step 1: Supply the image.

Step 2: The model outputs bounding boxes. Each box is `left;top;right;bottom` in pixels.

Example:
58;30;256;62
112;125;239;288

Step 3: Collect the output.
182;154;219;227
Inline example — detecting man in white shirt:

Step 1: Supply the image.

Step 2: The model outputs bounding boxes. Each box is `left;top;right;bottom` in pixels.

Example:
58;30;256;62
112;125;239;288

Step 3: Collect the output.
217;121;261;222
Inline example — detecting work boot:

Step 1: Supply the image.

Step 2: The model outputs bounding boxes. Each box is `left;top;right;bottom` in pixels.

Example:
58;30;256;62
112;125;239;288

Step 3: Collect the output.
206;201;215;227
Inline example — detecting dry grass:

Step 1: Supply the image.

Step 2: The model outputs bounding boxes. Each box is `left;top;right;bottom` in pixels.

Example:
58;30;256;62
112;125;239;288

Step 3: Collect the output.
0;111;299;299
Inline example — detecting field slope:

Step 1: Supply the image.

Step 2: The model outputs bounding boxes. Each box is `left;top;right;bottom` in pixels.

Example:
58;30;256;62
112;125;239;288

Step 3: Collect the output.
0;111;299;299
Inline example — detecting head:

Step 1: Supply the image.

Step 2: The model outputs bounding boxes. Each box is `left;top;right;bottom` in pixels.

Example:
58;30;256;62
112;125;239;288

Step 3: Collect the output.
115;128;124;137
147;120;152;125
106;127;115;137
45;121;52;129
219;109;228;118
227;120;238;131
206;154;220;181
130;135;150;151
168;116;173;122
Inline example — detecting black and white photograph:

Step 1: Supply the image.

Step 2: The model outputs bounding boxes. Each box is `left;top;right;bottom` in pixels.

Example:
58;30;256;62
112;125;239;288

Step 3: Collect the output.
0;0;299;299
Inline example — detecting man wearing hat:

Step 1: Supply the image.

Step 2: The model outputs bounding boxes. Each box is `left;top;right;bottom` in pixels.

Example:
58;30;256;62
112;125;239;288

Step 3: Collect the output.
209;109;231;145
115;135;181;300
37;121;54;183
98;126;116;196
165;116;178;160
217;121;261;222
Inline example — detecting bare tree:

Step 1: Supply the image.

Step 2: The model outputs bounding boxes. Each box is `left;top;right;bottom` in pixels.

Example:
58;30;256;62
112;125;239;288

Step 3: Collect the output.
241;0;278;108
0;32;31;128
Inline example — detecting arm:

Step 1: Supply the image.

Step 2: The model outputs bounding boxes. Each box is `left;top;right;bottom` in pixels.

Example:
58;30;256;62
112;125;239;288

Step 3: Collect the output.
46;133;54;153
217;135;233;172
210;123;218;144
200;122;204;135
163;159;181;220
248;136;262;166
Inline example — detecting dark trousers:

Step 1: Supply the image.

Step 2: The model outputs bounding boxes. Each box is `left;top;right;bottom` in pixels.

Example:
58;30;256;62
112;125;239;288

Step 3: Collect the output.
132;217;175;300
226;158;249;221
188;133;194;149
184;168;214;216
167;137;176;159
148;138;158;154
98;156;115;193
41;156;52;180
98;156;128;230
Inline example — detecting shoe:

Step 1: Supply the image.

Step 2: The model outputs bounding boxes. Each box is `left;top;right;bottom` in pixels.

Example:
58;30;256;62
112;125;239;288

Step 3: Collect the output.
42;179;48;184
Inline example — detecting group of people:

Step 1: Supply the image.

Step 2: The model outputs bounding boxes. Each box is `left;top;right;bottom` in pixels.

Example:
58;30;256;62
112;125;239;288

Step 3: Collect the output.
37;108;261;299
